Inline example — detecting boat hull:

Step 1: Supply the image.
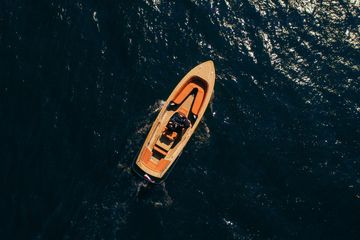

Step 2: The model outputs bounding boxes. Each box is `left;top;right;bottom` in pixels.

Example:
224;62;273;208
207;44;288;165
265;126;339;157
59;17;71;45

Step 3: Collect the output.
132;61;216;183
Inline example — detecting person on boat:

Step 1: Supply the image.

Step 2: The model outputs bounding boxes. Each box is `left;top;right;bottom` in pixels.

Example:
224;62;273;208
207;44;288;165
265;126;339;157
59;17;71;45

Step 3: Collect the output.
167;112;190;134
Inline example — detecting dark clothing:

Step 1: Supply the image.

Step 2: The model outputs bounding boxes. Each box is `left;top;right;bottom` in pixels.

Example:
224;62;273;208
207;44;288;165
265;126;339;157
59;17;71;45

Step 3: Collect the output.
167;112;190;133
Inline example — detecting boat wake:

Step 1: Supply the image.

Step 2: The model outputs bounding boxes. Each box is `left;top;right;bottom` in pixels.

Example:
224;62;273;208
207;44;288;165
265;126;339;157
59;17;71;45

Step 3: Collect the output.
193;120;211;149
134;181;173;208
148;99;166;114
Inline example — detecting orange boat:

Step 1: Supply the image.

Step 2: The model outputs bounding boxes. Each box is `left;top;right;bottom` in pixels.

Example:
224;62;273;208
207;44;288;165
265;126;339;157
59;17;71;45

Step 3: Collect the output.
132;61;216;183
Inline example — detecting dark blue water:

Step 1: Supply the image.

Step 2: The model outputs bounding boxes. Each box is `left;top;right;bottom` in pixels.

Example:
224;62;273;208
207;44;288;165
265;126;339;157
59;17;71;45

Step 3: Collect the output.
1;0;359;239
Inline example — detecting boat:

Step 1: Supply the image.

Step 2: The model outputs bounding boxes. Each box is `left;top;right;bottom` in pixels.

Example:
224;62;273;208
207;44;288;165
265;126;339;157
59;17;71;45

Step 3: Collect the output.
132;61;216;183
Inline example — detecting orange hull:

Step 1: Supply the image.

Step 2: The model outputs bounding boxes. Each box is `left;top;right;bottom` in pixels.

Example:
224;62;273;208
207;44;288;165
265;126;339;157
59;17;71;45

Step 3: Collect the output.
132;61;216;183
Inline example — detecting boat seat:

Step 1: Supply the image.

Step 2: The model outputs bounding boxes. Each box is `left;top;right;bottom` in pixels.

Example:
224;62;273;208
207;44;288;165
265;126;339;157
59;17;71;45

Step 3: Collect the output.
163;128;178;141
140;147;152;162
155;159;171;172
173;82;205;115
153;145;167;156
144;158;171;173
140;147;171;173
